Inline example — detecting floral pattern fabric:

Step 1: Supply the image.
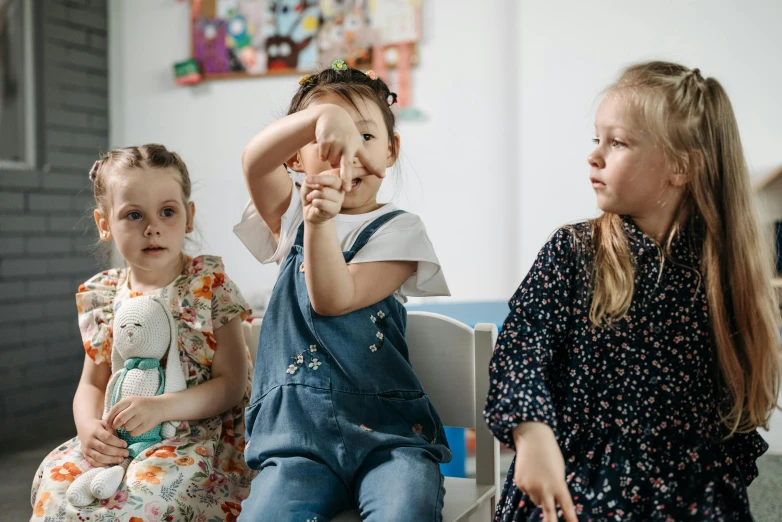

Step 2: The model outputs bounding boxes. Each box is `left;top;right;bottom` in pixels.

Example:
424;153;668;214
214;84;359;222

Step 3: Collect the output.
31;255;255;522
484;220;768;521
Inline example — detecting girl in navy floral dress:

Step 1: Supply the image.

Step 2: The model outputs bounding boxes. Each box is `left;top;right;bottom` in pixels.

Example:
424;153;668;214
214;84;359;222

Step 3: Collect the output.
485;61;781;521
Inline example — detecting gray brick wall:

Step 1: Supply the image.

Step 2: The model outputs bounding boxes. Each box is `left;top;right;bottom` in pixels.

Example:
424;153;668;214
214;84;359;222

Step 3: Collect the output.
0;0;108;446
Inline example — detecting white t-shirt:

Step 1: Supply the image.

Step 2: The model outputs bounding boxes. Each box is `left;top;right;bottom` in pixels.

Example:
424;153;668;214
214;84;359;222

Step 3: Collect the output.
233;175;450;303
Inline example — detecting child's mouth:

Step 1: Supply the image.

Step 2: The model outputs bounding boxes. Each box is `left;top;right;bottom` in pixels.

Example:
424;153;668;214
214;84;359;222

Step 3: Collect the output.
143;246;166;255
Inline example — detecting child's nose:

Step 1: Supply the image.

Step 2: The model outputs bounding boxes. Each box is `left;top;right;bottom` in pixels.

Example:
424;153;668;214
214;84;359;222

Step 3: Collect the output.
144;224;161;236
587;151;605;169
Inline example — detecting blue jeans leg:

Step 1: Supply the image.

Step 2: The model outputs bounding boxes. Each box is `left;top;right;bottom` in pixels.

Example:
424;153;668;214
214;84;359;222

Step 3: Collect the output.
355;446;446;522
239;456;352;522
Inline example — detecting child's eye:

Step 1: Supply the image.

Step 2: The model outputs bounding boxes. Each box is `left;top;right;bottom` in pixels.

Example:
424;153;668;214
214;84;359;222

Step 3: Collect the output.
126;211;142;220
361;133;374;142
592;138;600;145
161;208;175;217
612;139;626;148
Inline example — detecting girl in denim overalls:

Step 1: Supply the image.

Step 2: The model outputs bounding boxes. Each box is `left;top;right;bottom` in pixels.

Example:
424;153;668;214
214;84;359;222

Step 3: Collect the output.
234;63;452;521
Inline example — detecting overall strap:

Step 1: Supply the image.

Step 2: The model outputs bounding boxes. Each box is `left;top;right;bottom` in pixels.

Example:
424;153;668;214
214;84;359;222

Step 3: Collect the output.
344;210;406;263
294;210;407;256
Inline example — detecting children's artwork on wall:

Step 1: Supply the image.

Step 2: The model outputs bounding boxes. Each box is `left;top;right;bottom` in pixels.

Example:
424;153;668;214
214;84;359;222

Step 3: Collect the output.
188;0;320;78
181;0;424;118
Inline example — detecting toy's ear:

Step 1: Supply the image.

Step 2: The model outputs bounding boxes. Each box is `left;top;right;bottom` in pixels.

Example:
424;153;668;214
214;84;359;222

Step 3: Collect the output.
110;301;125;374
155;296;186;396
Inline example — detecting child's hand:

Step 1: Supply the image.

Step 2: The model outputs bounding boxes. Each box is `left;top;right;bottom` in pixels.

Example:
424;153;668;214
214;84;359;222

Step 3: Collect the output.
314;104;384;191
301;170;345;224
513;422;578;522
77;417;129;467
107;395;164;438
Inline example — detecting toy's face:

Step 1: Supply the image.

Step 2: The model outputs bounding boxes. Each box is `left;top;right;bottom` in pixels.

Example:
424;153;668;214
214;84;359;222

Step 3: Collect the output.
114;298;171;361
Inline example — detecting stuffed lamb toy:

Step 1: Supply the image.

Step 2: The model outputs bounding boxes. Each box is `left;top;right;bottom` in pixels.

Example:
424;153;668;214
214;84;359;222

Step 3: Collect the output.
67;295;187;507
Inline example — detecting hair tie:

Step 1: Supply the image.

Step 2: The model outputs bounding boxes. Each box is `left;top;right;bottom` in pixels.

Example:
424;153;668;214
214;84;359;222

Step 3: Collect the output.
331;59;347;72
691;68;703;79
366;70;377;80
387;92;398;106
298;74;314;86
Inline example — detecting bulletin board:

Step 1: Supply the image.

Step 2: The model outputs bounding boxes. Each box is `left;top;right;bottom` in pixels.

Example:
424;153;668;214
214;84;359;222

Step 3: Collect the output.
187;0;422;81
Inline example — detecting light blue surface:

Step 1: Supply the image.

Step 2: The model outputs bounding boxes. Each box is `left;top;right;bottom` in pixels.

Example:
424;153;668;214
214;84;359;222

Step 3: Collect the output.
405;301;508;478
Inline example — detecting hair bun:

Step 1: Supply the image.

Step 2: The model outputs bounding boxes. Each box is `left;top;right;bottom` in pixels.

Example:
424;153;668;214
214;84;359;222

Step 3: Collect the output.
89;160;100;182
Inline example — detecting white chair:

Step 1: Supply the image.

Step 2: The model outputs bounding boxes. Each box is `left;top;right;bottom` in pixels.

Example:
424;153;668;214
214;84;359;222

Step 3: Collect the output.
242;312;501;522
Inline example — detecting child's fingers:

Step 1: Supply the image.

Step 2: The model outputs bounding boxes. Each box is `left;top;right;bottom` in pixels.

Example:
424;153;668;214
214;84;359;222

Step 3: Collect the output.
111;407;135;430
98;424;127;448
105;403;125;428
540;494;558;522
123;417;143;435
355;146;385;178
306;187;342;203
94;440;128;459
340;154;354;191
558;486;578;522
311;198;341;216
306;171;342;190
326;143;344;168
88;447;121;466
318;142;331;163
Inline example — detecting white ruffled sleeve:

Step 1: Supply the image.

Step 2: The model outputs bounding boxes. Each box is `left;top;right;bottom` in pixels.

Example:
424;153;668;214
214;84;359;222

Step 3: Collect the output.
350;212;450;299
232;176;303;265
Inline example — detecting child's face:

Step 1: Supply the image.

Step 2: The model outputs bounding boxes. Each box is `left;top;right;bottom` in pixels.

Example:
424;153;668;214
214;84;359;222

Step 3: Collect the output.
588;94;683;220
94;168;194;276
296;92;399;214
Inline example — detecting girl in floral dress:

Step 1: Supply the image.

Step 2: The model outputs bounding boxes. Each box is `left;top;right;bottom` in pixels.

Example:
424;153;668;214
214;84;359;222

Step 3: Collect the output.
485;61;781;521
31;144;254;522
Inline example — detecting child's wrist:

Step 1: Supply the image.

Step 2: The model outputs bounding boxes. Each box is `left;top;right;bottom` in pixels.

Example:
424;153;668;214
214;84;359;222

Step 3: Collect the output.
153;394;172;424
305;218;334;229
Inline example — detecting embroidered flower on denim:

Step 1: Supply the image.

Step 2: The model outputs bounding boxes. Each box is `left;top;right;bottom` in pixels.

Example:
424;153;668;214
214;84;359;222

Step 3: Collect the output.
412;424;424;434
369;309;388;352
287;343;322;376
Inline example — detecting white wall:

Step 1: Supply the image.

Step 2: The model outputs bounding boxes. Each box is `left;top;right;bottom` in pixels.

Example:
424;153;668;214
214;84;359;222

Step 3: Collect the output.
111;0;782;452
516;0;782;453
108;0;520;305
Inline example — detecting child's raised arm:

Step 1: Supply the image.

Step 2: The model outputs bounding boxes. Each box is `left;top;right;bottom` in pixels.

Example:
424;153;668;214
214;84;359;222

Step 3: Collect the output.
242;107;321;237
242;104;383;238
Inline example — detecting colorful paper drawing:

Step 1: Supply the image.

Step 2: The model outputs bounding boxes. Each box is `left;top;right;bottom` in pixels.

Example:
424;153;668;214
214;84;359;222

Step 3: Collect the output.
263;0;320;71
186;0;421;87
317;0;376;69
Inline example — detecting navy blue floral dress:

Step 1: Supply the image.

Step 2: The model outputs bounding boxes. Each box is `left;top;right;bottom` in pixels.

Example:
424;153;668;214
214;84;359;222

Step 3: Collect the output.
484;218;768;521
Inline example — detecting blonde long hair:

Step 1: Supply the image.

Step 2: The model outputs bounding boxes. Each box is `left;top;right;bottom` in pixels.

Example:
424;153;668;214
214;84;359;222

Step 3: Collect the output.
588;61;780;434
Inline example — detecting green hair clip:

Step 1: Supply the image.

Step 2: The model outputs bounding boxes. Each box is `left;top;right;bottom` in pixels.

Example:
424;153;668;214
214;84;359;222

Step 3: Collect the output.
331;59;347;72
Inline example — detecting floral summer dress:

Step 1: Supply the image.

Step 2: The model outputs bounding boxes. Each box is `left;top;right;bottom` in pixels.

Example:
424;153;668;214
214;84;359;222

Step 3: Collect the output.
31;255;255;522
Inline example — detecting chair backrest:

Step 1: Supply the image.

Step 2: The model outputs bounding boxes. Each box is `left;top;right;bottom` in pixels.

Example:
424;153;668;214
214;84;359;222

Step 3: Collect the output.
241;311;501;490
242;319;262;368
406;311;500;490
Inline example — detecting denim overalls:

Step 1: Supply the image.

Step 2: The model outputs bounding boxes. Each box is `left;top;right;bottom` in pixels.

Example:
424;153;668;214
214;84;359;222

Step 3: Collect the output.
239;210;451;522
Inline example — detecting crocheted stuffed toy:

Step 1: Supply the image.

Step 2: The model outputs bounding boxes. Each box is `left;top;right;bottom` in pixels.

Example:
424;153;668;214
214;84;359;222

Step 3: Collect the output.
67;296;187;507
